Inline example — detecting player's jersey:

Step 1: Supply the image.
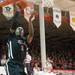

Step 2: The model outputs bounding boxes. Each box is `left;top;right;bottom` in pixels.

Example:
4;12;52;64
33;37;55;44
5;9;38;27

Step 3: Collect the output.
7;33;28;64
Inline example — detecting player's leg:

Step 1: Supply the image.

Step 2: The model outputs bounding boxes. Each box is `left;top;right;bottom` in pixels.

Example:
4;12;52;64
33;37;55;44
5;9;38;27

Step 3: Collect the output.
6;61;16;75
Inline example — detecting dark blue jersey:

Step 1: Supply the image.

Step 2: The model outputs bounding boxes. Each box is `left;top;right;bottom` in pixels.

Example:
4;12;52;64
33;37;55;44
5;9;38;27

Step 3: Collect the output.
7;33;28;64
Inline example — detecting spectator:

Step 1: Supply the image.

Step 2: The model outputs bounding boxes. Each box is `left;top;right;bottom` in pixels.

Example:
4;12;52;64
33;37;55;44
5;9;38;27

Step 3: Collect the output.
0;54;7;66
24;51;33;75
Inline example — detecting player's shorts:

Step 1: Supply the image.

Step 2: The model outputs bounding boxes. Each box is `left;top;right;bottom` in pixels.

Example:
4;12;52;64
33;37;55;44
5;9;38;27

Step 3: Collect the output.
5;59;26;75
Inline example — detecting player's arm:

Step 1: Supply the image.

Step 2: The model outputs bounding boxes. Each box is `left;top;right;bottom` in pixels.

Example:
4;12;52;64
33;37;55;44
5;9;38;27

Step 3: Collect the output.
27;14;34;44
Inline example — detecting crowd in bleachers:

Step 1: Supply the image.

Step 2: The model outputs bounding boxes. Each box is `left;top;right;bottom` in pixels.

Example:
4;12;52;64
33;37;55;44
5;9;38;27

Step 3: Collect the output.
48;49;73;70
0;43;74;70
31;49;74;70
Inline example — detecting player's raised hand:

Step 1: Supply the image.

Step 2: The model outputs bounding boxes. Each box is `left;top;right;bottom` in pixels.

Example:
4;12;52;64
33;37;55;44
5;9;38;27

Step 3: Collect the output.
29;12;35;21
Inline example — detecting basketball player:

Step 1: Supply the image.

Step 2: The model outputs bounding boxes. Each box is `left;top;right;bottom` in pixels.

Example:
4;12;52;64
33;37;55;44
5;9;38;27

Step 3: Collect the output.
6;14;34;75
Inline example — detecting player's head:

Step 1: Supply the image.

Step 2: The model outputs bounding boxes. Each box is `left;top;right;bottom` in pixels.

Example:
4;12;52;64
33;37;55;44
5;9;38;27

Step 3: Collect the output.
15;27;24;37
10;21;18;33
10;21;24;37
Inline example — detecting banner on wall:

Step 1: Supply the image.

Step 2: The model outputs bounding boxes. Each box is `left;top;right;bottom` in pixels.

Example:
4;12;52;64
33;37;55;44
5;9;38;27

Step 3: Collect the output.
70;11;75;31
53;7;61;28
2;4;14;20
24;3;35;22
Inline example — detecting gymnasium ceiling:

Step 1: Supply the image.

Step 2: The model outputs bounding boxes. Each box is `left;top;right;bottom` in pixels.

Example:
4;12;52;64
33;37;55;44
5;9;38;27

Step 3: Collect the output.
27;0;75;11
53;0;75;11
